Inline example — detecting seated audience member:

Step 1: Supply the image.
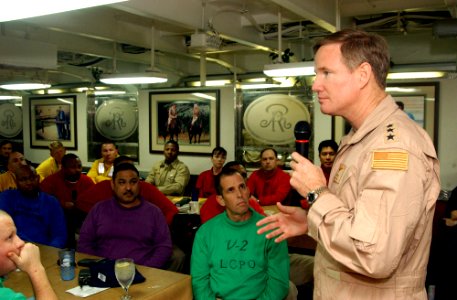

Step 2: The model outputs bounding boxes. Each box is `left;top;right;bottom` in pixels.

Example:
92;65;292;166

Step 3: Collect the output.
145;140;190;196
87;141;119;183
40;154;94;248
318;139;338;185
0;210;58;300
0;165;67;248
36;141;66;182
0;151;27;192
200;161;265;224
77;156;178;225
78;163;172;269
247;147;291;205
191;168;291;300
0;140;13;174
195;146;227;198
200;162;314;292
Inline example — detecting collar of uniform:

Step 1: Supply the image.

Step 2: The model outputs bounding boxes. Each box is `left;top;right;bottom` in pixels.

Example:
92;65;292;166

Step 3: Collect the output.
345;95;397;146
162;159;181;169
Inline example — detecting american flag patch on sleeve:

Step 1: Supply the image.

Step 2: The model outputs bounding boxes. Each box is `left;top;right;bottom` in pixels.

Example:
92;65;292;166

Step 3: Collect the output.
371;150;409;171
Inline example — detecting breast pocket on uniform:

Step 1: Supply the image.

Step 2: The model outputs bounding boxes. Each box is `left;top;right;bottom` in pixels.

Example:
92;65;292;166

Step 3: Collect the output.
167;170;176;183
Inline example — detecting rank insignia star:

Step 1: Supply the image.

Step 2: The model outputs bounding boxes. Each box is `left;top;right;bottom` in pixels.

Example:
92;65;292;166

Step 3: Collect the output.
384;123;398;143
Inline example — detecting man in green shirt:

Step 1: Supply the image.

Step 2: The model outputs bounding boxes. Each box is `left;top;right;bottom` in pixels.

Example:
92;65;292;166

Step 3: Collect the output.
0;210;57;300
191;167;291;300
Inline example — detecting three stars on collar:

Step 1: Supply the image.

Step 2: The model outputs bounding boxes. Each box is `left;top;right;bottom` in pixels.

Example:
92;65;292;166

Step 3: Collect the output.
384;123;398;142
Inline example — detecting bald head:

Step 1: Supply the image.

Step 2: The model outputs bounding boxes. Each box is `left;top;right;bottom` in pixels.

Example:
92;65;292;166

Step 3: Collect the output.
14;164;39;196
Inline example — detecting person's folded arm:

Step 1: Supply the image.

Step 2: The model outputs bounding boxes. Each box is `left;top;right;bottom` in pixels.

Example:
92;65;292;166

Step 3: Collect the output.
257;174;291;205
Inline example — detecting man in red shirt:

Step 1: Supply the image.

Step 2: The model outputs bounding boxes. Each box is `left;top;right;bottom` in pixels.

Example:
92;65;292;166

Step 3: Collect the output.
318;139;338;185
40;153;94;248
247;148;291;206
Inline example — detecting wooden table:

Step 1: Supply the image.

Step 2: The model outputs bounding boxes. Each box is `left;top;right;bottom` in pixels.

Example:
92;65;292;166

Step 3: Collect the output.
5;244;192;300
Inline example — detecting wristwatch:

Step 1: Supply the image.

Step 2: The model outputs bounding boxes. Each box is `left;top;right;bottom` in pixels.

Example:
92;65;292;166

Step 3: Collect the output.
307;186;330;205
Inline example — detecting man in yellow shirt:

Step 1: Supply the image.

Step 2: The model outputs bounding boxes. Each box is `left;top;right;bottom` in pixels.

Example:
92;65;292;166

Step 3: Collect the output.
0;152;27;192
36;141;66;182
87;142;119;183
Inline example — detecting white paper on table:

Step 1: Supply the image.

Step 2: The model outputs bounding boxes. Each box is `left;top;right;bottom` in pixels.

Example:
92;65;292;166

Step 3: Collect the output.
66;285;109;297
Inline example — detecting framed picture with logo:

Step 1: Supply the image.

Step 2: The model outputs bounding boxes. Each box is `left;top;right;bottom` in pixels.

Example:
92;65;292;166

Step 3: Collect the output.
0;102;23;140
29;95;77;149
149;89;219;155
86;94;139;162
235;88;314;170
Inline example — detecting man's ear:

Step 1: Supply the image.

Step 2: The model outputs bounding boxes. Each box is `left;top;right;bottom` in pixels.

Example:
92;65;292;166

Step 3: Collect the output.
357;62;371;88
110;179;115;190
216;195;225;207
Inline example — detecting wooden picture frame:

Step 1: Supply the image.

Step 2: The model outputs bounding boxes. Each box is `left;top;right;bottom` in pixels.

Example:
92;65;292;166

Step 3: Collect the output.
29;95;77;149
149;89;219;155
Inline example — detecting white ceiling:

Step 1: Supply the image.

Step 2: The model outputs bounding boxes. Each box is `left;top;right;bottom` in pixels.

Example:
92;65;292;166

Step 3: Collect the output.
0;0;456;88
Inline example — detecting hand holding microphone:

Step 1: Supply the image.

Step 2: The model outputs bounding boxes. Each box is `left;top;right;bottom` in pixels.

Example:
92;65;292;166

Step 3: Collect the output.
294;121;311;159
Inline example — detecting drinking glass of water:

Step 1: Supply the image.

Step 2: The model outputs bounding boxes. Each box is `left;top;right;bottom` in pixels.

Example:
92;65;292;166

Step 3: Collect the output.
114;258;135;300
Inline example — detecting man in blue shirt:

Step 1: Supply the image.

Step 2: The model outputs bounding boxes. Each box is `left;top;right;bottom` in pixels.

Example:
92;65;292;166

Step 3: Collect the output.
0;164;67;248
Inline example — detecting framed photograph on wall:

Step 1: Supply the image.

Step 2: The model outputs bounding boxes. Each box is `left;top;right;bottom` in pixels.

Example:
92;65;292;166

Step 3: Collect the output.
29;95;77;149
392;95;425;128
149;89;219;155
0;102;23;140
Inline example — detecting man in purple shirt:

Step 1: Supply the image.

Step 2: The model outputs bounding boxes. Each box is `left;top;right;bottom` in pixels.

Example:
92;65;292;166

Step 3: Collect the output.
77;163;172;269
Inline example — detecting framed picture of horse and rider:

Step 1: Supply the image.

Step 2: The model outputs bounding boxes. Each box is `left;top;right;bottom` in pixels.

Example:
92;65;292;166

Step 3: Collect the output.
149;89;220;155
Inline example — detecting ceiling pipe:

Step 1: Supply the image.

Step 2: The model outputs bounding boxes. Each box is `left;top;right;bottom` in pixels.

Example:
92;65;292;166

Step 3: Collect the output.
277;10;283;63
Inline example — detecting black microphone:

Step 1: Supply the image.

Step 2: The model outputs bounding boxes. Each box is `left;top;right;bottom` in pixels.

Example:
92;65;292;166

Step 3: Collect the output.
294;121;312;158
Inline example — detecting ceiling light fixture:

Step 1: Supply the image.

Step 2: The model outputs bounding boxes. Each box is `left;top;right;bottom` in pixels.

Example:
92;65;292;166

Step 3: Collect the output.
93;90;126;96
0;83;51;90
387;71;445;79
264;61;315;77
192;93;216;100
100;26;168;85
99;71;167;85
0;95;22;100
0;0;127;22
240;83;280;90
190;80;231;87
